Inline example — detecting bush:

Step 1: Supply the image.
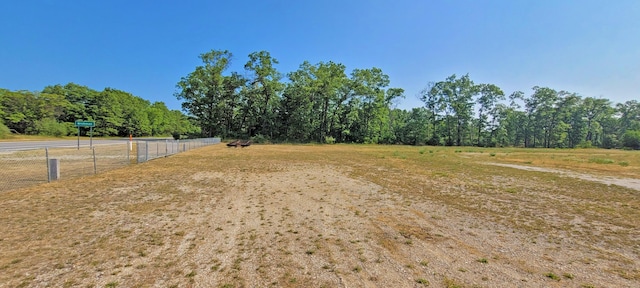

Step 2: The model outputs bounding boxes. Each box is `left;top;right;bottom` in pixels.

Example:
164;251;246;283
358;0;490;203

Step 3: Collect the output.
577;141;592;148
172;132;182;140
622;130;640;150
34;119;67;137
324;136;336;144
0;122;10;139
251;134;269;144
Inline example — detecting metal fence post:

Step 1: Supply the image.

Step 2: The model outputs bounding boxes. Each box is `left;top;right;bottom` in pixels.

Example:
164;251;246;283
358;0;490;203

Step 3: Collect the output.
92;148;97;174
145;141;149;162
46;147;50;183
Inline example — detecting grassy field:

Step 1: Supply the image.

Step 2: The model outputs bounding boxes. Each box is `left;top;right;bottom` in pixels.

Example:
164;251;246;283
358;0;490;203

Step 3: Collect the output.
0;144;638;287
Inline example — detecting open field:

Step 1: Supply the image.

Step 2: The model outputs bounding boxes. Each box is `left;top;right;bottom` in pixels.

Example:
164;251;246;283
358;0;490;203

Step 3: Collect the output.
0;145;638;287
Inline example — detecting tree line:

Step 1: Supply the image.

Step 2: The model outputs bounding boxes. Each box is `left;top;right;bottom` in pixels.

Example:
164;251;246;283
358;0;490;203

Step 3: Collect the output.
176;49;640;149
0;83;199;138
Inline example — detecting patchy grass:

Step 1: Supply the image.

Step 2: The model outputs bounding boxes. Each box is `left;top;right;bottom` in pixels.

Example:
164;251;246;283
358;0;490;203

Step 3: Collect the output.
0;144;638;287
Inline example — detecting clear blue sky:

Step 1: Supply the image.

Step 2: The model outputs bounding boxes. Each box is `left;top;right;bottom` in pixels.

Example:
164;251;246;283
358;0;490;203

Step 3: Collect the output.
1;0;638;111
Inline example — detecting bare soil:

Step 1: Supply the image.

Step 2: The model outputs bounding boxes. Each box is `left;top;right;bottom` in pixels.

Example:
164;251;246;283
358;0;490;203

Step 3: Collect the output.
487;162;640;191
0;145;638;287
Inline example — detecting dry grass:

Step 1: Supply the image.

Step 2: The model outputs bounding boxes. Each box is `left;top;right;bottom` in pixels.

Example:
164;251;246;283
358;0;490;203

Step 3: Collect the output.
0;144;134;192
0;144;638;287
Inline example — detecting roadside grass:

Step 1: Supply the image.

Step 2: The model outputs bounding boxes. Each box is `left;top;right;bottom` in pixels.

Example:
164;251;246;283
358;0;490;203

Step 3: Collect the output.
0;144;638;286
0;143;133;192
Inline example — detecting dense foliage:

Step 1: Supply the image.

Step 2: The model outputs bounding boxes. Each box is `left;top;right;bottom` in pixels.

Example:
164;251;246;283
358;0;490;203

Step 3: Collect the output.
2;49;638;149
176;49;640;149
0;84;199;138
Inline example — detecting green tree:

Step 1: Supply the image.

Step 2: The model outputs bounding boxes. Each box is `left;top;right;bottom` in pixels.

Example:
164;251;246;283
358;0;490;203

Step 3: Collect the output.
244;51;284;138
475;84;505;146
175;50;245;138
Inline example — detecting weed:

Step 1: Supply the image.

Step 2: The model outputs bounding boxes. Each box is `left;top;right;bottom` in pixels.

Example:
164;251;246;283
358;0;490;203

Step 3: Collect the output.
563;273;574;279
420;260;429;266
105;282;118;288
489;153;496;157
619;161;629;167
416;278;429;285
477;258;488;264
186;271;196;278
588;158;615;164
545;272;560;281
353;266;362;273
443;276;463;288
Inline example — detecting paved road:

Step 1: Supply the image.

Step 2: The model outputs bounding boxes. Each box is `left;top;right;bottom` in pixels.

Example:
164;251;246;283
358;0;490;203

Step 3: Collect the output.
0;139;128;152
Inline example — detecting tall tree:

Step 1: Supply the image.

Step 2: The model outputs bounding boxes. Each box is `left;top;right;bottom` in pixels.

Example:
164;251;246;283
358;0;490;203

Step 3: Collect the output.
175;50;242;138
244;51;284;138
475;84;505;146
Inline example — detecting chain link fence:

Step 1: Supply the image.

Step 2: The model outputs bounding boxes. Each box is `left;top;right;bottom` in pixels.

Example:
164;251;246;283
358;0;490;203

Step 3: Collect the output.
0;138;221;193
135;138;220;163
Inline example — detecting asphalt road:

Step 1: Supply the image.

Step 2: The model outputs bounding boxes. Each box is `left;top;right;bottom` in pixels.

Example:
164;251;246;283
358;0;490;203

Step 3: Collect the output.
0;140;130;152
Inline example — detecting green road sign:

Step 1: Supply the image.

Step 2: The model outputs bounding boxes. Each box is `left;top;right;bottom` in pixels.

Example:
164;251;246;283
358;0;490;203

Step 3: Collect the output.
74;121;95;127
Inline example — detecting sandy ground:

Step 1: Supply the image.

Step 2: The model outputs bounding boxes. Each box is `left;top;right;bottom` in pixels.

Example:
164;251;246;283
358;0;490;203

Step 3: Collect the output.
486;162;640;191
0;145;638;287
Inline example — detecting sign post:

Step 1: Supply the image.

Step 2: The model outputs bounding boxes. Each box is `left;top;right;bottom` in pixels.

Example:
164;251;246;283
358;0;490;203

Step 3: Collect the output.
74;121;96;149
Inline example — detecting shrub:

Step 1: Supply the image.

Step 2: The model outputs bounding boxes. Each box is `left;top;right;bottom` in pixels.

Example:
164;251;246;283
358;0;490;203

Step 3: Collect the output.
577;141;592;148
251;134;269;144
324;136;336;144
0;122;10;139
34;119;67;137
622;130;640;150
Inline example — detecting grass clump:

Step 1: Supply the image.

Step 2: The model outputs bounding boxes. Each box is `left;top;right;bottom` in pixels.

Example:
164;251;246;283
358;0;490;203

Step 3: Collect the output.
563;273;574;279
416;278;430;285
588;158;615;164
545;272;560;281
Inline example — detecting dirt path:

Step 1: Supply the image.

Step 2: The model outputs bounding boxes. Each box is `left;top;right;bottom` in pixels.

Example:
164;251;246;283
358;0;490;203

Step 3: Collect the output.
486;162;640;191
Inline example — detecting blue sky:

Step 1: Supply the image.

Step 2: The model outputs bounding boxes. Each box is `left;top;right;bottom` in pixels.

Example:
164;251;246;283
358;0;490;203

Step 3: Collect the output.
1;0;638;111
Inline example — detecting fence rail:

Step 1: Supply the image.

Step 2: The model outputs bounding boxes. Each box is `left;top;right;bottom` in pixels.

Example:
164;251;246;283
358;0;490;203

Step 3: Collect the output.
0;138;220;193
